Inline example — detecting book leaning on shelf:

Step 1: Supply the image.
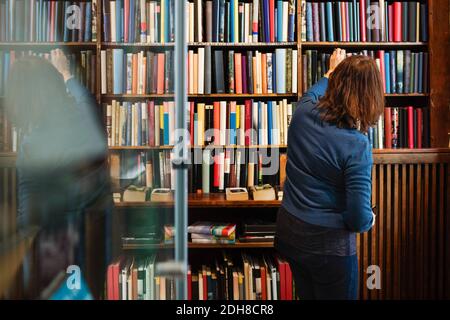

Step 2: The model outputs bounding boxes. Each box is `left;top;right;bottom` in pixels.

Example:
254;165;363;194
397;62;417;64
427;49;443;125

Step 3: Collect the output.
0;0;97;42
100;49;174;94
187;0;297;43
201;48;298;95
106;252;295;300
301;0;428;42
102;0;175;43
302;49;428;94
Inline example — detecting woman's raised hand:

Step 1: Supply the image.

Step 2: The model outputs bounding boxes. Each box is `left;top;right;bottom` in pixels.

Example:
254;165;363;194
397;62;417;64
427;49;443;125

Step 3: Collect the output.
325;48;347;78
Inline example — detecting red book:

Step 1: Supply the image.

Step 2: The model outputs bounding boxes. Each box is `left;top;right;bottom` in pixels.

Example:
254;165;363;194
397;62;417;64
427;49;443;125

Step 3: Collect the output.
393;2;402;42
234;53;242;94
407;106;414;149
377;50;386;92
417;108;423;148
50;1;55;41
242;54;248;93
388;4;394;42
213;101;220;145
107;264;114;300
148;101;155;146
190;102;195;145
156;53;165;94
112;261;121;300
244;100;252;146
132;54;138;94
384;107;392;148
124;0;130;42
187;268;192;300
359;0;366;42
276;257;287;300
203;271;208;301
269;0;275;42
285;262;293;300
261;264;267;300
213;155;220;188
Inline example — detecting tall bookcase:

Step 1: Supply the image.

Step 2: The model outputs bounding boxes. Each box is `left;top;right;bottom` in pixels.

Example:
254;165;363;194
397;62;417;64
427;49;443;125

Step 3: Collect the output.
0;0;449;299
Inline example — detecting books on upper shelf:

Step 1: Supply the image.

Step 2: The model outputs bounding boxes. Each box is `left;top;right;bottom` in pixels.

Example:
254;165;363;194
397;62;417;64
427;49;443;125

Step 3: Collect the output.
101;49;174;95
200;48;297;94
370;105;430;149
302;49;428;94
106;252;295;300
104;99;294;147
188;222;236;244
301;0;428;42
102;0;175;43
187;0;297;43
0;0;97;42
0;49;97;95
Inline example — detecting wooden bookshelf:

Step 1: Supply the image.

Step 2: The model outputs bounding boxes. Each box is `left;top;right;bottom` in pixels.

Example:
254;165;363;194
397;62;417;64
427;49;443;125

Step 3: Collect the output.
0;42;97;47
302;41;428;48
109;145;288;150
123;241;274;250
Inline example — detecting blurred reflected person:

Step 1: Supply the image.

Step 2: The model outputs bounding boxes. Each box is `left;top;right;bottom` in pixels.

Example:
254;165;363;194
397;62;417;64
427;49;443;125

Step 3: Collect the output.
275;51;383;300
5;49;112;298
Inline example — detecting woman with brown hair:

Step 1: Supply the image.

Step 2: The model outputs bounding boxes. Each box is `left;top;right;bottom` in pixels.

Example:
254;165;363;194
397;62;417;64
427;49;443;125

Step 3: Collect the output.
275;49;384;300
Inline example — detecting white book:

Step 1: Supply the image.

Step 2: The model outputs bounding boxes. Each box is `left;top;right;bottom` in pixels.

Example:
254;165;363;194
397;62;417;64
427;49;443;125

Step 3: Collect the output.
379;0;385;41
149;2;155;43
244;3;250;43
121;268;127;300
276;102;281;145
126;53;133;94
267;52;273;93
271;270;278;300
196;0;202;42
252;0;259;42
262;102;267;145
189;2;194;43
282;2;289;41
139;51;145;94
219;101;227;145
378;115;384;149
111;100;116;146
256;51;262;93
131;103;136;146
188;50;194;94
106;103;112;146
198;273;203;300
142;102;147;145
119;103;126;146
110;1;116;42
140;0;147;42
301;0;306;41
154;104;160;146
292;50;298;94
101;50;107;94
271;101;278;145
160;276;166;300
283;99;288;145
160;0;165;43
197;47;205;94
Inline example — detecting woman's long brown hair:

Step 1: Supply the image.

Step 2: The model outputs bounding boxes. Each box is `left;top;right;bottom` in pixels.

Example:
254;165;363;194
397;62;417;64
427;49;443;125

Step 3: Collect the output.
317;55;384;133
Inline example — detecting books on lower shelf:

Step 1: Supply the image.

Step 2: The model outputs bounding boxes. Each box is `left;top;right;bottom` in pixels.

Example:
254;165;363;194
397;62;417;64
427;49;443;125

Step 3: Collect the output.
301;0;428;42
102;0;174;43
200;48;297;94
302;49;428;94
104;99;294;147
0;0;98;42
106;252;295;300
188;222;236;244
187;0;297;43
100;49;174;95
0;49;96;95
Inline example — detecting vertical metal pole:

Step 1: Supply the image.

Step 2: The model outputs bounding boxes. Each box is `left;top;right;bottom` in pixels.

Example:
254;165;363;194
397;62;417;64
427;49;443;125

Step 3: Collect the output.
174;0;188;300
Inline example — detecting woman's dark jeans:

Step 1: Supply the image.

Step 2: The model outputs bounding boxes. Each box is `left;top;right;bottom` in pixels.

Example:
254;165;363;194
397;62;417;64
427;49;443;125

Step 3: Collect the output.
276;240;358;300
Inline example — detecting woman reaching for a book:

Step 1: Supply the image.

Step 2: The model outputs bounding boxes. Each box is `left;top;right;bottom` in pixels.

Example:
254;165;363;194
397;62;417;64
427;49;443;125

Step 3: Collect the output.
275;48;383;300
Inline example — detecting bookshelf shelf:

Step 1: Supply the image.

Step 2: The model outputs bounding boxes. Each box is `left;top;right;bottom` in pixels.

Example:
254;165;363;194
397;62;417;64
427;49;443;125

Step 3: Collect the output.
384;93;429;97
302;41;428;48
123;241;274;250
101;42;175;47
188;93;298;99
101;94;174;99
0;42;97;47
188;42;298;47
109;145;288;150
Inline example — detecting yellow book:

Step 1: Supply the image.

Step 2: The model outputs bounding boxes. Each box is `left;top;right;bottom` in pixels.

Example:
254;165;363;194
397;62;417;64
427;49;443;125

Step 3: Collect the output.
160;0;165;43
197;103;205;146
193;53;198;94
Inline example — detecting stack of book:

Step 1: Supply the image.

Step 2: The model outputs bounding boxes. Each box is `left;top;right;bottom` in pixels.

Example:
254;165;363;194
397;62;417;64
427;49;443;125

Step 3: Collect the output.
302;0;428;42
188;222;236;244
239;220;276;243
0;49;96;94
187;0;297;43
201;48;297;94
102;0;175;43
0;0;97;42
100;49;174;95
106;252;295;300
302;49;428;94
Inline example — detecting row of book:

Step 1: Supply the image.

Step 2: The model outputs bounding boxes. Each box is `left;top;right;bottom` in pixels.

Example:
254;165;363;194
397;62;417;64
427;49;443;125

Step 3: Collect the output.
104;99;294;147
0;49;96;95
189;48;298;95
0;0;98;42
100;49;174;94
102;0;174;43
106;252;295;300
369;106;430;149
187;0;297;43
109;149;287;193
301;0;428;42
188;222;237;244
302;49;428;94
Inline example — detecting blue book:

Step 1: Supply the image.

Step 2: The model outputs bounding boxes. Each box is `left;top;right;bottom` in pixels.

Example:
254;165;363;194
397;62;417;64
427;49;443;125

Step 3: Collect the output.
306;2;313;41
113;49;124;94
194;113;198;147
384;52;391;94
127;103;132;146
272;51;277;92
274;8;277;42
85;2;92;41
219;0;225;41
418;52;423;93
212;0;220;42
356;1;360;41
116;0;122;42
230;107;236;145
164;109;170;145
63;1;69;42
165;0;170;42
288;0;295;42
129;0;135;42
368;128;374;149
390;50;396;94
275;49;286;93
3;52;10;84
267;101;273;145
319;3;326;41
277;0;283;41
263;0;270;42
230;0;235;42
336;2;342;41
353;0;358;41
325;2;334;41
348;2;353;42
396;50;404;94
225;2;230;42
